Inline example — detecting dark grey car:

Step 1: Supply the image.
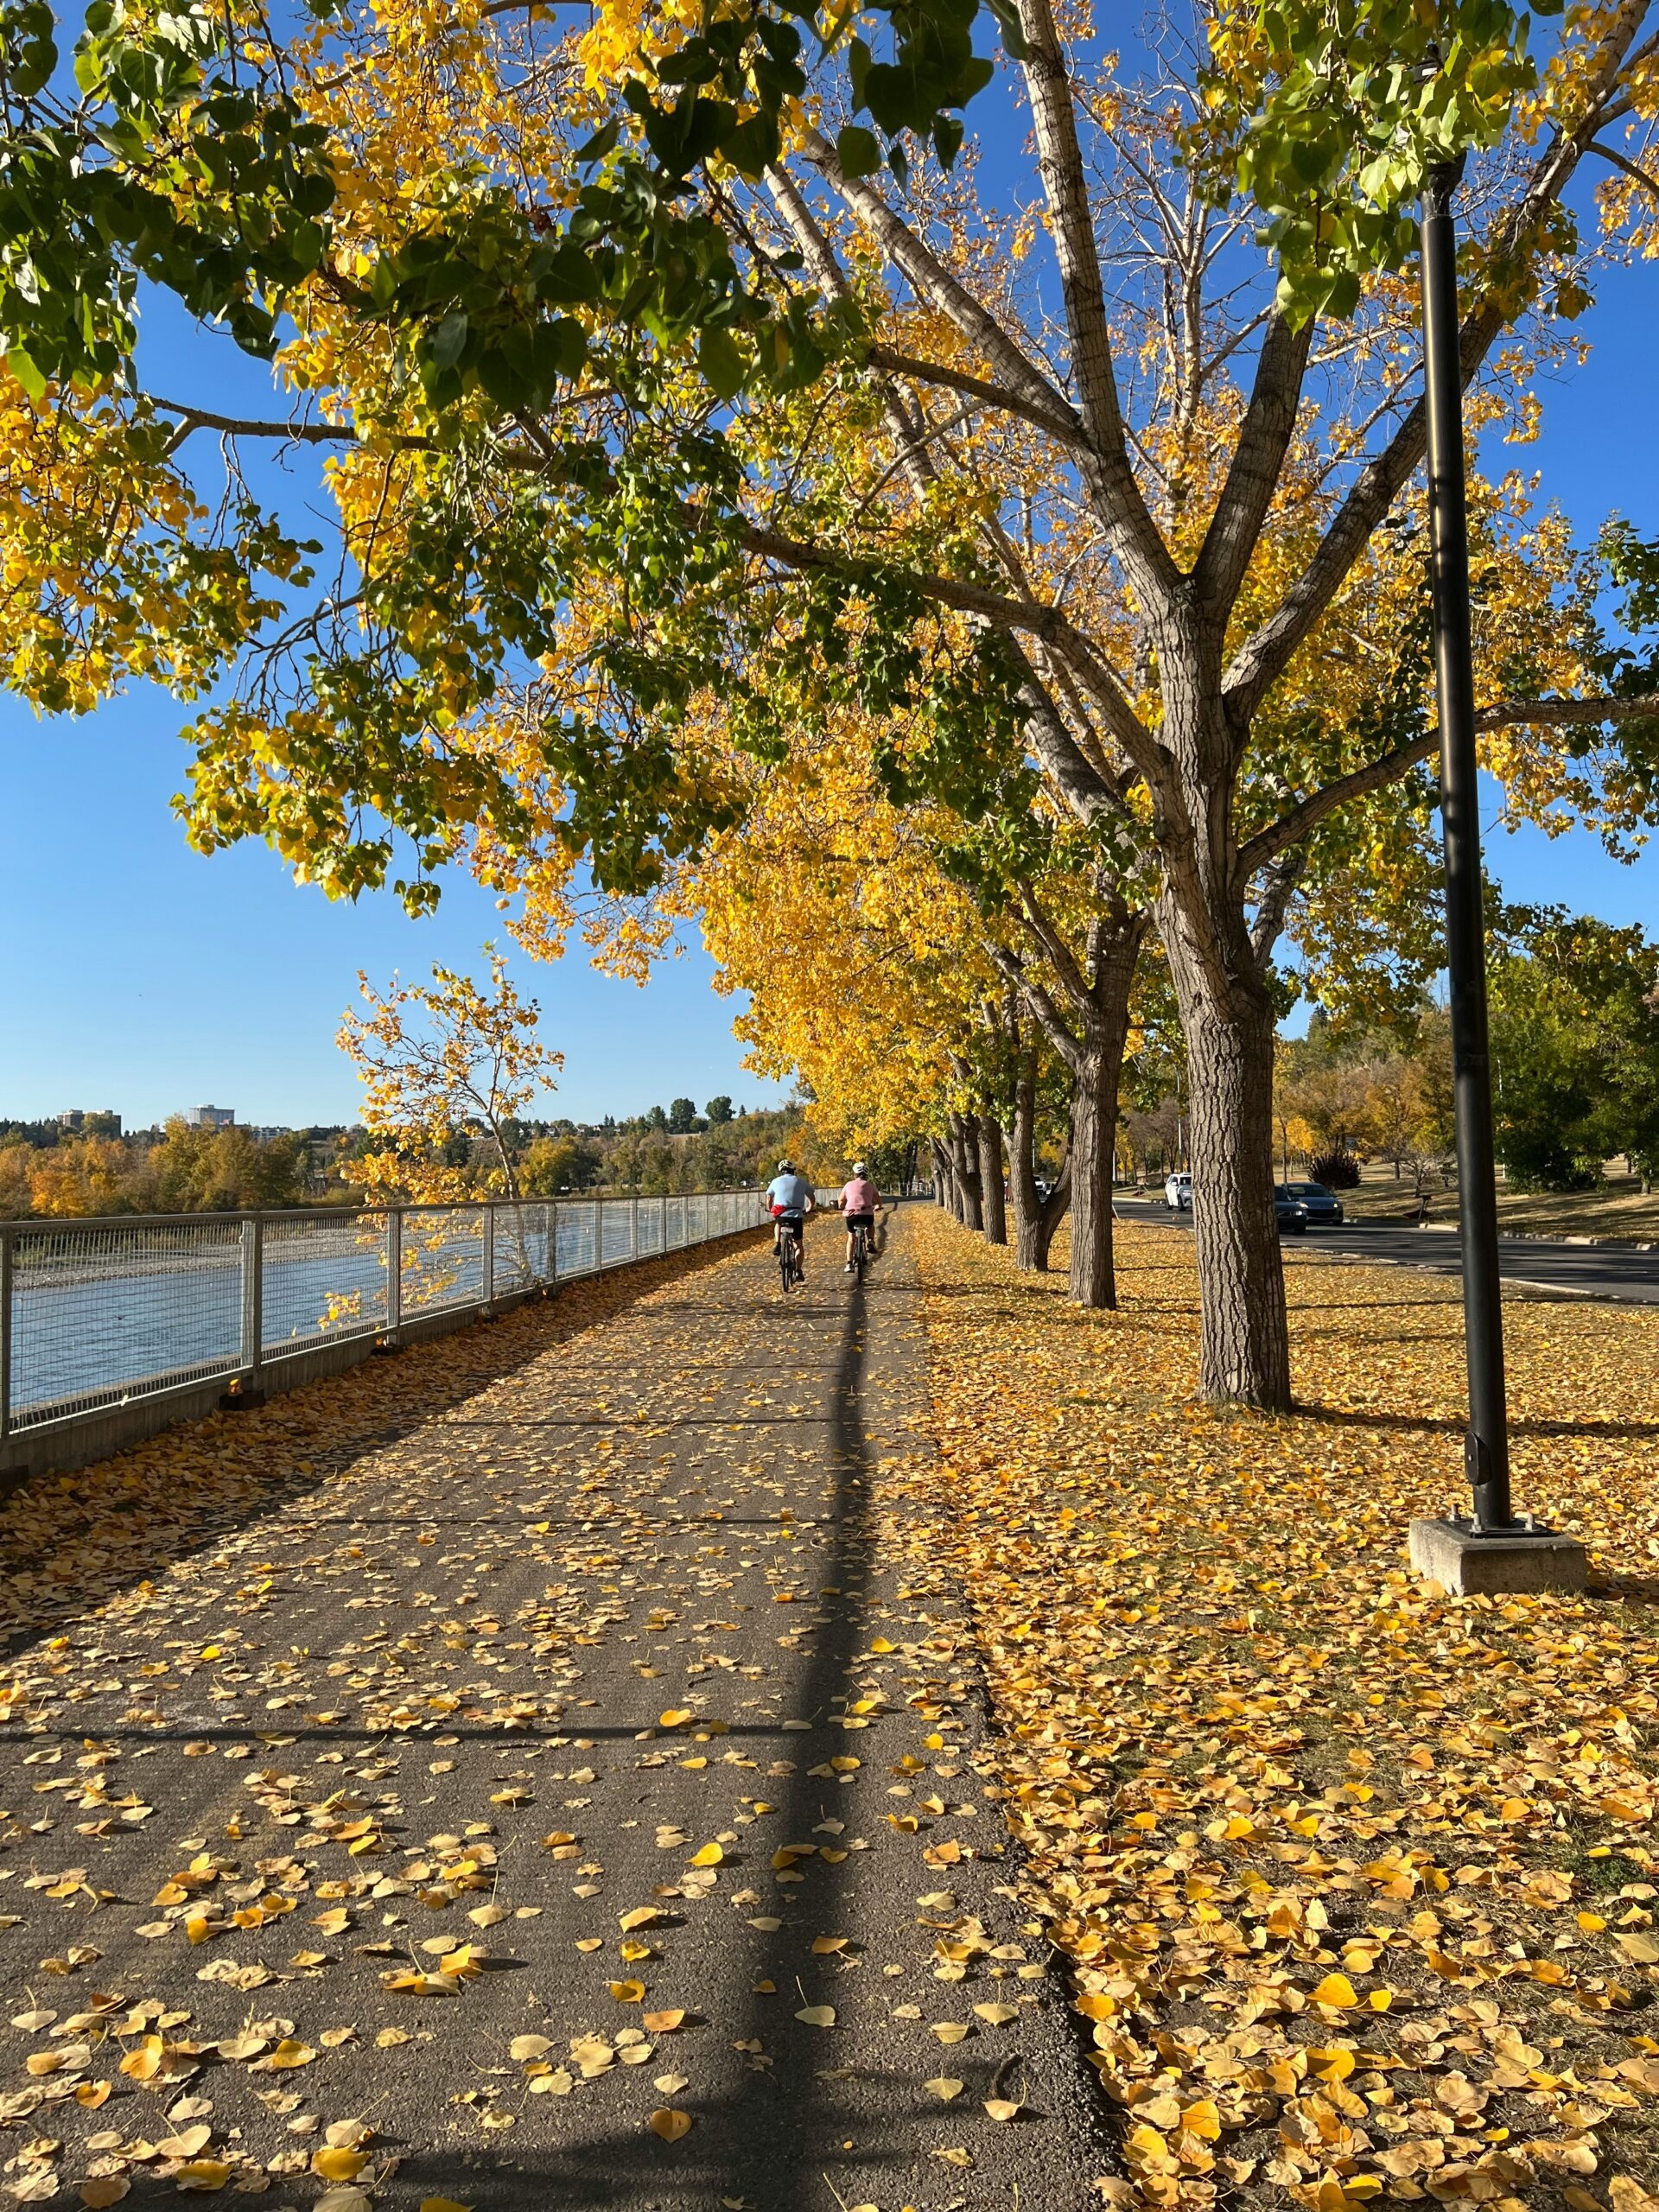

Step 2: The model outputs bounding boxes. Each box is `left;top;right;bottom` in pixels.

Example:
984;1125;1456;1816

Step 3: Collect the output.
1275;1179;1344;1226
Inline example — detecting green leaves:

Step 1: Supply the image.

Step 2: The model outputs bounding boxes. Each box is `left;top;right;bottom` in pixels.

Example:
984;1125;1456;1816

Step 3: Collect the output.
698;326;747;401
3;0;57;96
836;124;881;178
0;0;336;393
1192;0;1550;324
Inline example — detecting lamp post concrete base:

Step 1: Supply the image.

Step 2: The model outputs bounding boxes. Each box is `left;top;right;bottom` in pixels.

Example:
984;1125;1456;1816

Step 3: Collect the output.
1408;1516;1586;1597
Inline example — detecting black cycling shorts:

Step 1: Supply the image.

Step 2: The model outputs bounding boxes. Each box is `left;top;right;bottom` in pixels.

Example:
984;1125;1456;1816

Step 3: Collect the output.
775;1212;805;1235
844;1211;875;1230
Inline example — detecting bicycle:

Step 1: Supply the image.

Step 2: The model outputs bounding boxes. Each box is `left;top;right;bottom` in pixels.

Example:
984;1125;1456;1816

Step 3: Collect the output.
849;1218;872;1282
775;1217;804;1294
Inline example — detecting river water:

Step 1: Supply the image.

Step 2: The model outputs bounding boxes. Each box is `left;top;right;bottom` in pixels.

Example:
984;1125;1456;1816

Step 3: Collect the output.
9;1198;732;1422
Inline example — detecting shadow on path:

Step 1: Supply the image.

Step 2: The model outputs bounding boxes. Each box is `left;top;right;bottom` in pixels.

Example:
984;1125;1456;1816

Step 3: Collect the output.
0;1237;766;1664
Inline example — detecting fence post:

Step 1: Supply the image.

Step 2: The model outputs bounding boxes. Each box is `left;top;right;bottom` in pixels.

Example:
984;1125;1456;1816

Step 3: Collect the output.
238;1217;264;1401
385;1208;404;1342
630;1195;639;1260
0;1226;11;1446
483;1202;496;1312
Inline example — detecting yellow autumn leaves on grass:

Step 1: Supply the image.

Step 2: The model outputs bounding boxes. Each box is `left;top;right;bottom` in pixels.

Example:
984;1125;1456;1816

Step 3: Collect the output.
911;1209;1659;2211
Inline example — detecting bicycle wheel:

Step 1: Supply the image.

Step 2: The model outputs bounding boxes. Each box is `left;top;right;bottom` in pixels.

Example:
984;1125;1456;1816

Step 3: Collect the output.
854;1229;867;1282
779;1239;793;1294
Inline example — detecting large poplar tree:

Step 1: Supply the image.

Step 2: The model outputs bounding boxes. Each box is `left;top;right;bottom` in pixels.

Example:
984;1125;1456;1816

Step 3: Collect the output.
4;0;1658;1402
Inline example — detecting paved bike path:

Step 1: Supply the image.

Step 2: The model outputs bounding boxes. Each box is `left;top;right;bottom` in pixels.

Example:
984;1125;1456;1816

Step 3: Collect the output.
0;1211;1109;2210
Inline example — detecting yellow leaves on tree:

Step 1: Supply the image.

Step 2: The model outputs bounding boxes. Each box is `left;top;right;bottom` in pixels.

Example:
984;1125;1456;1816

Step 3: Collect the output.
336;944;561;1203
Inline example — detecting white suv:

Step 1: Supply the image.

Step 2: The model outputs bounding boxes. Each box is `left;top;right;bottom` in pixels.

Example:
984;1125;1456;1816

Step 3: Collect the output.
1164;1171;1192;1210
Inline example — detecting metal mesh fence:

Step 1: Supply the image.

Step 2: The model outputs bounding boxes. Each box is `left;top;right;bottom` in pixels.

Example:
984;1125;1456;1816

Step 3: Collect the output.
8;1217;245;1427
556;1200;598;1276
262;1213;388;1363
2;1189;763;1443
600;1201;633;1266
490;1203;550;1296
401;1205;486;1319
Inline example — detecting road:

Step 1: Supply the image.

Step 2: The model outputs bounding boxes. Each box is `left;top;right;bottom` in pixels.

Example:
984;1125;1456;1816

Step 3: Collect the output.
1113;1195;1659;1304
0;1211;1109;2212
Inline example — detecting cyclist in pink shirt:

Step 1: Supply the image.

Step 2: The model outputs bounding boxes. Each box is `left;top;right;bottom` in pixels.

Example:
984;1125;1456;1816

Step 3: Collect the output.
837;1163;883;1272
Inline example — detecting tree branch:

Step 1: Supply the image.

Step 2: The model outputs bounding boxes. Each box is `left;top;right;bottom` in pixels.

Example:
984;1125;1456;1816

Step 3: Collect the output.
862;345;1089;448
1249;847;1307;963
1222;0;1648;724
1001;637;1152;829
767;168;942;501
1013;0;1180;608
1192;310;1313;622
989;937;1084;1071
798;125;1081;445
151;399;363;448
1587;137;1659;198
1237;691;1659;875
1014;880;1096;1018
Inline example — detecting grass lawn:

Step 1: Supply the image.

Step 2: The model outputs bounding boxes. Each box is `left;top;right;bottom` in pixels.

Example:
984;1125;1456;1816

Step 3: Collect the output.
1332;1165;1659;1244
908;1207;1659;2212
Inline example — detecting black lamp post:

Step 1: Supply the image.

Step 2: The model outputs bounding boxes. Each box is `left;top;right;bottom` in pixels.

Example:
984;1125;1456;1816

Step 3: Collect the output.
1418;156;1513;1533
1408;156;1584;1593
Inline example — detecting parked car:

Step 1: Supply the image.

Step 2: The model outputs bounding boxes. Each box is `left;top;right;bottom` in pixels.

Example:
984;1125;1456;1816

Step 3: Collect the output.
1275;1192;1309;1236
1274;1179;1344;1227
1165;1171;1192;1210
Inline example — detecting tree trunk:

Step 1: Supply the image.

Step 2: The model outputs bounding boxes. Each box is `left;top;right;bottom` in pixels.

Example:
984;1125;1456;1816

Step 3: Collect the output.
1006;1046;1071;1271
976;1116;1007;1244
1007;1053;1042;1268
1160;912;1290;1406
947;1111;983;1230
1068;1045;1122;1307
931;1138;952;1210
997;893;1145;1310
1066;926;1138;1309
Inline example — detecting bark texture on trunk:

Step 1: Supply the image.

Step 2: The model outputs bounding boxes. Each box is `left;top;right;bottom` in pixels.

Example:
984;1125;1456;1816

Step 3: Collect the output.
1006;1045;1071;1271
1067;1041;1125;1307
996;893;1145;1310
946;1112;983;1230
1158;880;1291;1408
976;1116;1007;1244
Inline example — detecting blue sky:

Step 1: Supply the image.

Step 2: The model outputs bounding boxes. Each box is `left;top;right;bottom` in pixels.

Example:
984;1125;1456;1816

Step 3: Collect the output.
1;297;792;1131
2;88;1656;1130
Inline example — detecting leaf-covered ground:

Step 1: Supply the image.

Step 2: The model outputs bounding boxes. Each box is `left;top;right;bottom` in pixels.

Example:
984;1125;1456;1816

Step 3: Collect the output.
906;1205;1659;2212
6;1205;1659;2212
0;1217;1110;2212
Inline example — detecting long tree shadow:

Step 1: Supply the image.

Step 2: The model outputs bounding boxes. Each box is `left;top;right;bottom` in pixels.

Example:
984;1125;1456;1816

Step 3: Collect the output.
346;1266;1107;2208
1295;1401;1659;1442
359;1279;915;2209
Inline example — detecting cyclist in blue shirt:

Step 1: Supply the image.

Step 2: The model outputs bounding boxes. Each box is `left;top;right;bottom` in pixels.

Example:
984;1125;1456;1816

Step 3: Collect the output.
766;1160;816;1279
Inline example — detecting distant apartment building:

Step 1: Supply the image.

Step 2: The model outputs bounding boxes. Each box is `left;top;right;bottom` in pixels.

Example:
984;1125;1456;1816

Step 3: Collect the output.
184;1104;237;1128
57;1109;121;1135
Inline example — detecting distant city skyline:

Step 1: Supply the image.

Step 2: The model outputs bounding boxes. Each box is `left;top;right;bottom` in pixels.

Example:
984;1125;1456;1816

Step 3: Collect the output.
8;1091;785;1135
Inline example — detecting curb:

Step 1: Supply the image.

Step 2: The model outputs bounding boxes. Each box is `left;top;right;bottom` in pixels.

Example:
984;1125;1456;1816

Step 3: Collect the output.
1340;1220;1658;1252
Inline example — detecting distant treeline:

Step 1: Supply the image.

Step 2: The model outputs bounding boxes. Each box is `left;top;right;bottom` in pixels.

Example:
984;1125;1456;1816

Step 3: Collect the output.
0;1099;869;1217
0;1119;328;1217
